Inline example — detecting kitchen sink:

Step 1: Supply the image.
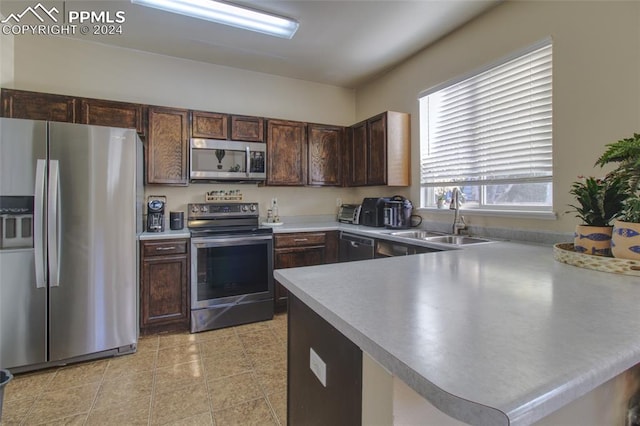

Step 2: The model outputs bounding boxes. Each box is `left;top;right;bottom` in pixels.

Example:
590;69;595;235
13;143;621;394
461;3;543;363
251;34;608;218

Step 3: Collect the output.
424;235;493;245
387;230;494;246
388;230;446;238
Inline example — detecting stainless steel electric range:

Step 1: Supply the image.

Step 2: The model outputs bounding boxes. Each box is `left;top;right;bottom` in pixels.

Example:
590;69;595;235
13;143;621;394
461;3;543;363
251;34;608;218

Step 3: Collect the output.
188;202;273;333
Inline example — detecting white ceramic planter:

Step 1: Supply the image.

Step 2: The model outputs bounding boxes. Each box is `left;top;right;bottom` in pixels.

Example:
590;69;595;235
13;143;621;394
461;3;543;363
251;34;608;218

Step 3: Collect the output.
611;220;640;260
574;225;613;257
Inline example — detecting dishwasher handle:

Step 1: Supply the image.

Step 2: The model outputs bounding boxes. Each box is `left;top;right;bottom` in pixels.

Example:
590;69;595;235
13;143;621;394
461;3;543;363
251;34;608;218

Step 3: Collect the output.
340;232;374;247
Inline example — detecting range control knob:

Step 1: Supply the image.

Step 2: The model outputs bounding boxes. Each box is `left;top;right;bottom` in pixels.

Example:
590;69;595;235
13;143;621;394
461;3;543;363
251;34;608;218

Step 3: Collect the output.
200;206;208;213
249;204;257;212
191;205;199;213
241;205;249;212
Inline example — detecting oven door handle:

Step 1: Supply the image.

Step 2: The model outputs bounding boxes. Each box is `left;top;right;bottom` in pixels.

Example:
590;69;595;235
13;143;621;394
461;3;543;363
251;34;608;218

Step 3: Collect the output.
192;235;273;246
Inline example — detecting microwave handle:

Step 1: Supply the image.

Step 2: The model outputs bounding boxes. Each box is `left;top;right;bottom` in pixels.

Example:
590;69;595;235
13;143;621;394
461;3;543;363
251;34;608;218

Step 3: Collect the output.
245;146;251;177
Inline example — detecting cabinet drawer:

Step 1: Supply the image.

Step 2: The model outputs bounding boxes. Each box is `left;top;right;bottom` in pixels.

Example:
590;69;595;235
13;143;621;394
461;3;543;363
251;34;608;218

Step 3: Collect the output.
275;232;326;248
142;239;188;257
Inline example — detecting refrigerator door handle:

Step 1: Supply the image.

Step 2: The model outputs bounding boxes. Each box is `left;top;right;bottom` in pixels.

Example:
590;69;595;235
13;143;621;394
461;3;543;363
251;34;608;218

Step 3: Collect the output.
245;146;251;177
48;159;61;287
34;159;47;288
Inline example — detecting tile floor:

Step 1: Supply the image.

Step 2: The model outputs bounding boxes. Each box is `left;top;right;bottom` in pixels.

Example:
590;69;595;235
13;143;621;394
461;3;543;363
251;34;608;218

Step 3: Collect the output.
1;313;288;425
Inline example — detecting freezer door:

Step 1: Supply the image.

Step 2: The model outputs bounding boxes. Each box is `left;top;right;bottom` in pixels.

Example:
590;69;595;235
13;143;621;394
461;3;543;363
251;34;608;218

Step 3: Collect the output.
0;118;48;369
48;122;139;361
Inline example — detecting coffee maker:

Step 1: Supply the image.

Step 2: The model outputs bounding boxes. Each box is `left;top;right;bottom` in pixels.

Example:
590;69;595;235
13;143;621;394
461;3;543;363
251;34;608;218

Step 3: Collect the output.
384;195;416;229
146;196;166;232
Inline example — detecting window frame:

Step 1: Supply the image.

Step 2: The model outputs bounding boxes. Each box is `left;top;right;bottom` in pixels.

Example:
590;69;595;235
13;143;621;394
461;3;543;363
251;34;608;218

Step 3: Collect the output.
418;38;554;215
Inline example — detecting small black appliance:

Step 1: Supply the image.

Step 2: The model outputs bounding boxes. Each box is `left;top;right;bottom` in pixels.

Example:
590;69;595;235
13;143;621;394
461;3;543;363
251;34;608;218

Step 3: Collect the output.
360;197;388;227
170;211;184;230
146;197;165;232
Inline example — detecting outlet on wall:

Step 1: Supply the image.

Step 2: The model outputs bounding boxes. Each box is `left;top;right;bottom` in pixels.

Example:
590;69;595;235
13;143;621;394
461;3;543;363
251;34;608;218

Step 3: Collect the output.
271;198;277;207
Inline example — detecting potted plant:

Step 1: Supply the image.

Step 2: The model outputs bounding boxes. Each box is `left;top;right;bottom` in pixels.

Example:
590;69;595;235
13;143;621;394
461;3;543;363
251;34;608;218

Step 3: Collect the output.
567;175;628;256
595;133;640;260
435;188;448;209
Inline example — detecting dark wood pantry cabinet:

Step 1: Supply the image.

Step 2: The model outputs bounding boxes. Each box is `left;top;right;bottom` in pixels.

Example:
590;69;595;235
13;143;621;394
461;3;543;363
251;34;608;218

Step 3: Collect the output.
146;106;189;185
140;239;190;334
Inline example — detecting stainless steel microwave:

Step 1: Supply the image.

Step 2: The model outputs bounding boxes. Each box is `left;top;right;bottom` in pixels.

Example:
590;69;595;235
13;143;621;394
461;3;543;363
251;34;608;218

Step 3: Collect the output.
190;139;266;182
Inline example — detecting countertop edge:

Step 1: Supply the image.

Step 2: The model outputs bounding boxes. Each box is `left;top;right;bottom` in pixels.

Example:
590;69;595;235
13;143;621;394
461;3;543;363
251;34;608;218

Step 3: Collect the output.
139;230;191;240
275;269;510;426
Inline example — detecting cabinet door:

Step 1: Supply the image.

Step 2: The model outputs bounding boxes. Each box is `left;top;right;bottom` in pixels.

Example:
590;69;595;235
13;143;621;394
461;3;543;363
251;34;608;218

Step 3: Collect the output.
349;121;368;186
80;98;145;134
231;115;264;142
275;246;325;269
367;113;387;185
191;110;228;139
147;106;189;185
308;124;343;186
274;246;325;309
267;120;307;186
1;89;77;122
324;231;340;263
140;254;189;329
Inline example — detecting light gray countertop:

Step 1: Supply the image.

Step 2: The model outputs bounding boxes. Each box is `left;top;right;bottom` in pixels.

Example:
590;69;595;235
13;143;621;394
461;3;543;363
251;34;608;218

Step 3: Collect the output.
274;241;640;425
139;229;191;240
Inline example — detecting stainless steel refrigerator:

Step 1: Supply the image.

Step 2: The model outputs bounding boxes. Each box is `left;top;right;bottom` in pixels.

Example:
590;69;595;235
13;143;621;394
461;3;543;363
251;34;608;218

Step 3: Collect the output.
0;118;142;372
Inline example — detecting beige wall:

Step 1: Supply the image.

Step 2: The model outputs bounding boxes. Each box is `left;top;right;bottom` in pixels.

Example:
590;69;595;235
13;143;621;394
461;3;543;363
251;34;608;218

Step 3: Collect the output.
356;0;640;233
0;13;14;86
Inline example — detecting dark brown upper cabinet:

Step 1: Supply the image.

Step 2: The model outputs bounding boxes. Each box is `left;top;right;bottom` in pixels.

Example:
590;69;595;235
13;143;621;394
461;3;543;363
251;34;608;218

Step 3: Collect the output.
147;106;189;186
347;120;368;186
267;120;307;186
191;110;228;139
307;124;343;186
80;98;145;135
231;115;264;142
1;89;78;123
346;111;410;187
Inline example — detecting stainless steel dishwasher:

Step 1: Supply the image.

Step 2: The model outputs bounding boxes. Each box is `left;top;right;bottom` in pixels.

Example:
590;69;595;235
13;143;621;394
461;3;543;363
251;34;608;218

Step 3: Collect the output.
339;232;375;262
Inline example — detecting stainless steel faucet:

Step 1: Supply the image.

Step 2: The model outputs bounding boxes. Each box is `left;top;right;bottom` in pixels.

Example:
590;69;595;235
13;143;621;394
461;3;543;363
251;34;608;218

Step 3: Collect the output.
449;188;467;235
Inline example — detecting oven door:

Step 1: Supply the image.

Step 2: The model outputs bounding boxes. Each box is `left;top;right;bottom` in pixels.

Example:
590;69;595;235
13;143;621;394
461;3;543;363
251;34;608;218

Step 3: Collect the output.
191;234;273;309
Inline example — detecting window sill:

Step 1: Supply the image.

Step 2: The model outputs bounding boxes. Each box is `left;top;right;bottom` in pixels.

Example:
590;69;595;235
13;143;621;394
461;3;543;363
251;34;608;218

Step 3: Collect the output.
417;208;558;220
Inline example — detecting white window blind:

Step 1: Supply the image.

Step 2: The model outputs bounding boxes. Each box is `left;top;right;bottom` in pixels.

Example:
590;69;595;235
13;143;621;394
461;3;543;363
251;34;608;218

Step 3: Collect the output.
420;42;552;187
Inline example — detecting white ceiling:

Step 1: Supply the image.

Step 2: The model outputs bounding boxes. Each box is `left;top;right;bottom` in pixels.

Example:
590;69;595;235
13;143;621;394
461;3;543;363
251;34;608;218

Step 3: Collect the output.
9;0;502;88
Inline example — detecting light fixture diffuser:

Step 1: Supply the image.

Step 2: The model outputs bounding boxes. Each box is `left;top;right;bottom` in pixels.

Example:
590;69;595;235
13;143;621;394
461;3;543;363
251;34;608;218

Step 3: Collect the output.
131;0;299;39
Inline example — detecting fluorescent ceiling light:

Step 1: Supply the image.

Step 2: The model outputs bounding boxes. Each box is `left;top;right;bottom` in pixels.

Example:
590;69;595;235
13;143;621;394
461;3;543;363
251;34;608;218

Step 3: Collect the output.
131;0;299;39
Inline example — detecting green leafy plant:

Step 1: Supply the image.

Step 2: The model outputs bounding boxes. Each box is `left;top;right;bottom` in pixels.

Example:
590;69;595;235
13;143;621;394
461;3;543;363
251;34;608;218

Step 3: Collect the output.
620;196;640;223
595;133;640;193
567;176;629;226
594;133;640;222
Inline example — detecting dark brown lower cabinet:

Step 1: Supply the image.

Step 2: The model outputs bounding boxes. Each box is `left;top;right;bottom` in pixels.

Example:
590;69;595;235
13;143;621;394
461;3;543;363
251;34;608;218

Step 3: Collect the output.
140;239;190;334
274;232;333;311
288;294;362;425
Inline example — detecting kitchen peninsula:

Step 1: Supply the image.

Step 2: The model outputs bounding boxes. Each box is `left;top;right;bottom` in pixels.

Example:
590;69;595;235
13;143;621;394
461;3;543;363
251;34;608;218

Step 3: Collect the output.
274;241;640;425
